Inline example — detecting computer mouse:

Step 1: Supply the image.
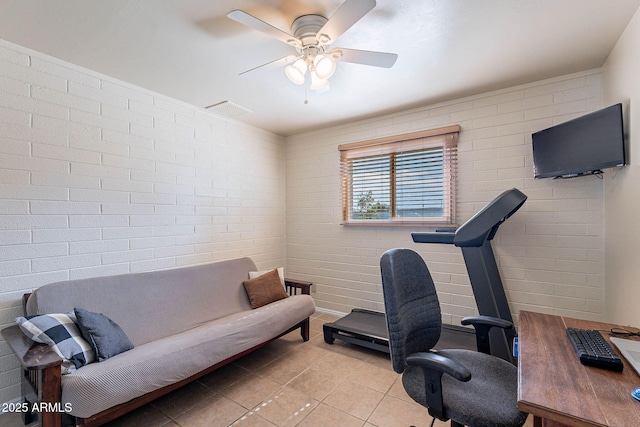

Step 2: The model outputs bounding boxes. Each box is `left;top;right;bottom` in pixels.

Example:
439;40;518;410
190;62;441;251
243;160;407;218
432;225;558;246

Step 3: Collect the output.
632;387;640;402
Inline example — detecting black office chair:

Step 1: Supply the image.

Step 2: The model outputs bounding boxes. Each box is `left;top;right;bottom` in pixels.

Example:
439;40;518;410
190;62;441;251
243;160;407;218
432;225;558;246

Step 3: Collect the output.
380;248;528;427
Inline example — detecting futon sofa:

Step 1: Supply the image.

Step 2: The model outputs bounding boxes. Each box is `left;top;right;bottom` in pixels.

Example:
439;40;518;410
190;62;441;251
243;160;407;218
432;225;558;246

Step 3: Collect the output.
2;257;315;427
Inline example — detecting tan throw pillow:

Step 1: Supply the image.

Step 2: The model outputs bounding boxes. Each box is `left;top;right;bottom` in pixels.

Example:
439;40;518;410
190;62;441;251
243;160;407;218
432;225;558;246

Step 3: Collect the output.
249;267;285;287
243;269;289;309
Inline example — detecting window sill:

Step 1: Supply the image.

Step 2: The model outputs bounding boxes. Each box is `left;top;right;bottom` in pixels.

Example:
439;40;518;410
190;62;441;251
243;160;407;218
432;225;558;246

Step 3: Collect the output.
341;220;457;228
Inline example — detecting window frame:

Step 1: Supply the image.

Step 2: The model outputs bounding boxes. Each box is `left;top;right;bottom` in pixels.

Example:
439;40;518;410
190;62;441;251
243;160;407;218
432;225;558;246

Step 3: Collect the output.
339;125;460;226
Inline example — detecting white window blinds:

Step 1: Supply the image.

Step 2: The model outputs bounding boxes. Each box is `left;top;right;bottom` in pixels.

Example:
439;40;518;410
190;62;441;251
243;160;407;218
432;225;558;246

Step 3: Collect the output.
339;125;459;226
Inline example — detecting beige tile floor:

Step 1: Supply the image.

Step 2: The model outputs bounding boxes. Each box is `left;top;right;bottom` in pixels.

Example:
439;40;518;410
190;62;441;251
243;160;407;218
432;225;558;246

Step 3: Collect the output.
1;312;533;427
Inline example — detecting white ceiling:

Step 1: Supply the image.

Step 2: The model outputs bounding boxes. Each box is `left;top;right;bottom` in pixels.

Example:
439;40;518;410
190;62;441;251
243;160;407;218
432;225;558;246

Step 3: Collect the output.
1;0;639;136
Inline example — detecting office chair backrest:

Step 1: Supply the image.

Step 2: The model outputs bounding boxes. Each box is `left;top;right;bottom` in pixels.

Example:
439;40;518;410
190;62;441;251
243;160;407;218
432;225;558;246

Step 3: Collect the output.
380;248;442;373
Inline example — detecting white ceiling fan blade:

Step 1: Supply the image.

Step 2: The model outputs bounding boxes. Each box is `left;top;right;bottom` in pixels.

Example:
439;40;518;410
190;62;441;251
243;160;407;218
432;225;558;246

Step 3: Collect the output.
227;10;299;47
239;55;297;77
317;0;376;44
330;48;398;68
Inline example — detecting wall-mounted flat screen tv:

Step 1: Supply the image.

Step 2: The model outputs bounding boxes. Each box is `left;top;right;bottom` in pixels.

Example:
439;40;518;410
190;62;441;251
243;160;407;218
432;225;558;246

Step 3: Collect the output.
532;103;625;179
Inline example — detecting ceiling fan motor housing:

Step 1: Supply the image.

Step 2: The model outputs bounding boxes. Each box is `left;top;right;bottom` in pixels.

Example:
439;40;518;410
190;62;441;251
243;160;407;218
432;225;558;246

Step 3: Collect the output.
291;15;329;48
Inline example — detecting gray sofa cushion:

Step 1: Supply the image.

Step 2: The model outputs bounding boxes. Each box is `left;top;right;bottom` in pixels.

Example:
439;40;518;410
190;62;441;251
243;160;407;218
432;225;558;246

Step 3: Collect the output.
26;257;258;346
61;294;315;418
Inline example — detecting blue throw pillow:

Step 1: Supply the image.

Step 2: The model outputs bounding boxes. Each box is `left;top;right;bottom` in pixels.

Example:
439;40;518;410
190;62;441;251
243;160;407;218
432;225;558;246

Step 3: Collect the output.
74;308;133;362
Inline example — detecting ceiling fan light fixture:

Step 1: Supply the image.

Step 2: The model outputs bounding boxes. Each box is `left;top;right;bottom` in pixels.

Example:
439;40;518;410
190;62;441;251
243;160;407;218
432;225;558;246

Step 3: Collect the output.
285;58;307;85
313;54;336;80
309;70;330;92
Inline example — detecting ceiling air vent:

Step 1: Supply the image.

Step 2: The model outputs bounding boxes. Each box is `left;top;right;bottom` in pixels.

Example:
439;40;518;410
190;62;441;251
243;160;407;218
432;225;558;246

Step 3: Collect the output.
205;101;251;118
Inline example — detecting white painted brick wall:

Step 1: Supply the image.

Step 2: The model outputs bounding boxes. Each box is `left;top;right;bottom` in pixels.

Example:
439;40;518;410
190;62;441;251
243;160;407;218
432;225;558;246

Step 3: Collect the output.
0;41;285;404
286;70;605;328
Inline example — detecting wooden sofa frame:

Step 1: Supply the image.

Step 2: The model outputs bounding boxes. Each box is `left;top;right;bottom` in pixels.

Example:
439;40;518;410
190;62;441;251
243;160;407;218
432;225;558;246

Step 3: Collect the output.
1;279;312;427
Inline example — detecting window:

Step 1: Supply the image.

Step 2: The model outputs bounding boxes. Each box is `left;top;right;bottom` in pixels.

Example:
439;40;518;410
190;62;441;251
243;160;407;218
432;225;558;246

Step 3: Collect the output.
339;125;459;226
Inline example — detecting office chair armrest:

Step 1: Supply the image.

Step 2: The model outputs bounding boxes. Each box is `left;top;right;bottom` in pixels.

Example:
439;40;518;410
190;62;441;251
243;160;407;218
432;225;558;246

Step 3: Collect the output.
406;352;471;421
461;315;514;355
461;315;513;330
406;352;471;382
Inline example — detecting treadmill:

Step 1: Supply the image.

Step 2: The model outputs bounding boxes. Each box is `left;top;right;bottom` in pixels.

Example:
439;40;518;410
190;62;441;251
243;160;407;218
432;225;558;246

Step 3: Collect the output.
323;188;527;363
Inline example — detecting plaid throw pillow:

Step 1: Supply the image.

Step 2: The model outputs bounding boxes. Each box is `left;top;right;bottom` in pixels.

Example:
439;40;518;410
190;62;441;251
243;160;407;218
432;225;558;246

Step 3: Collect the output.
16;312;96;374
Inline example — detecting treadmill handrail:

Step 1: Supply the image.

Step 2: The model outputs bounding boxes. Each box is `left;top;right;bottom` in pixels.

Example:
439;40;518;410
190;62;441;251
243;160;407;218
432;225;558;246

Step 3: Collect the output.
411;189;527;247
411;230;456;244
453;188;527;247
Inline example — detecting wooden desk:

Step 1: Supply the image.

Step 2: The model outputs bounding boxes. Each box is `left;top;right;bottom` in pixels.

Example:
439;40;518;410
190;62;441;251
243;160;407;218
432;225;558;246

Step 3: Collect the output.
518;311;640;426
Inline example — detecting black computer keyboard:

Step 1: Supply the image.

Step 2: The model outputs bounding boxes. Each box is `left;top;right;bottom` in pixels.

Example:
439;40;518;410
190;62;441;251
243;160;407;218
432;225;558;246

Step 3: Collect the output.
566;328;624;371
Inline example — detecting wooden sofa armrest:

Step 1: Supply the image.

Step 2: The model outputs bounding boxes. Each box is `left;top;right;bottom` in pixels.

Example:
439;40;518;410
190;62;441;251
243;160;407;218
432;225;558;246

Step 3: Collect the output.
284;278;312;295
22;293;31;316
283;279;313;342
2;324;64;427
1;325;63;371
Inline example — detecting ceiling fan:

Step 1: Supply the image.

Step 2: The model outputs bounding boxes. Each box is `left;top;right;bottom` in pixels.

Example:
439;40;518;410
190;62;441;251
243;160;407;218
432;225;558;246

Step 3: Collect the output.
227;0;398;91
